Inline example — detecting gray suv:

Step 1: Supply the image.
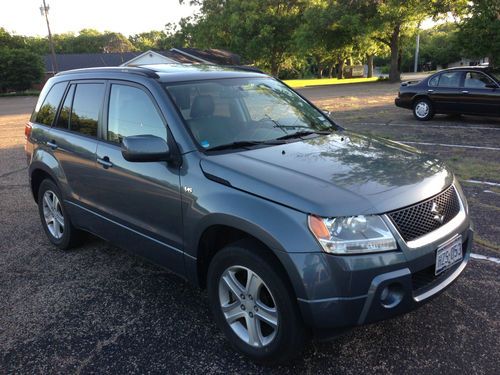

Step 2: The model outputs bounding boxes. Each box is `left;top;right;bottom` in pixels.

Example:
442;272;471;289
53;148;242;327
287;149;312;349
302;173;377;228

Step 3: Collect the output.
26;65;473;364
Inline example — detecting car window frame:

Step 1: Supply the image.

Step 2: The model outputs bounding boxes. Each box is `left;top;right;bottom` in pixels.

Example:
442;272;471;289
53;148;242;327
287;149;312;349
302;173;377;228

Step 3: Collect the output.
101;80;170;146
52;79;106;141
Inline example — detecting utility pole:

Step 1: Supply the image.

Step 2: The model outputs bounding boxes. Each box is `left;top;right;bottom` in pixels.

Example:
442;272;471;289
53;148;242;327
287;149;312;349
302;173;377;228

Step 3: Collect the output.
40;0;58;74
414;24;421;73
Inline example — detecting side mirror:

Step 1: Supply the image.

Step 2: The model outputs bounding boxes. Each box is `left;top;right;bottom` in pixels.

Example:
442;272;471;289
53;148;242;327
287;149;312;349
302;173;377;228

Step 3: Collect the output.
121;135;171;162
485;83;498;89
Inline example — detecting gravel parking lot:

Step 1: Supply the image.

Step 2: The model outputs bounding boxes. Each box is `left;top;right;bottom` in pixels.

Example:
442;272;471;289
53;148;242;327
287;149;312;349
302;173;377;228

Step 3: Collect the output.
1;83;499;374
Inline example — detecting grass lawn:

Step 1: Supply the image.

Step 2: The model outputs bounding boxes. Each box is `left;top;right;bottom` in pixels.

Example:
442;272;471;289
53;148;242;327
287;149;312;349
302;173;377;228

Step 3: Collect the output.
284;77;379;88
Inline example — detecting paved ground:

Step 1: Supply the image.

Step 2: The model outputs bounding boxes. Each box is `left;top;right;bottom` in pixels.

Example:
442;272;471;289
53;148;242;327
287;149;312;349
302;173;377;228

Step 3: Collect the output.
0;84;499;374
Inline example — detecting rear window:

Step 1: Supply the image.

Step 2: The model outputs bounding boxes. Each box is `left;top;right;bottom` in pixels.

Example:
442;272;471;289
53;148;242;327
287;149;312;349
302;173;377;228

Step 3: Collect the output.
70;83;105;137
32;82;67;126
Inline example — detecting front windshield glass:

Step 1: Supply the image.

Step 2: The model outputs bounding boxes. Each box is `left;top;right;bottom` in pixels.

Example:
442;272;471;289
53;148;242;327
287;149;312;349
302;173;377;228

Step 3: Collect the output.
165;77;336;150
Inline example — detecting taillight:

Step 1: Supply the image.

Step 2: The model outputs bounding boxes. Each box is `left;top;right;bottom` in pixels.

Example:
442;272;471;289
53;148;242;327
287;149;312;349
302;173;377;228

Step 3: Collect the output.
24;122;32;140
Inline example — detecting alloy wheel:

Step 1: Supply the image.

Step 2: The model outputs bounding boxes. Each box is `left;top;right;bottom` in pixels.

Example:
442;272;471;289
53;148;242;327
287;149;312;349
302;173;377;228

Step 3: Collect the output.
42;190;65;239
218;265;278;347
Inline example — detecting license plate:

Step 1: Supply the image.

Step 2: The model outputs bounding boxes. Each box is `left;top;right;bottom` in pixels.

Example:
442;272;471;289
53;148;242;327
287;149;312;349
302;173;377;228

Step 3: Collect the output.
435;235;463;275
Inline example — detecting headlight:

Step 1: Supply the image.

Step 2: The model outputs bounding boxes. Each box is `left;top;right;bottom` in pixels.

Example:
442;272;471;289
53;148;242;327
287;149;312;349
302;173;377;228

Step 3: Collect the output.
308;215;397;254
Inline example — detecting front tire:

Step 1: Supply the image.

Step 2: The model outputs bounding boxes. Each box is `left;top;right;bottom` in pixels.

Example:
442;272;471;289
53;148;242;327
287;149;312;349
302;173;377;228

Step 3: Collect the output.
207;240;306;364
413;97;434;121
37;179;82;250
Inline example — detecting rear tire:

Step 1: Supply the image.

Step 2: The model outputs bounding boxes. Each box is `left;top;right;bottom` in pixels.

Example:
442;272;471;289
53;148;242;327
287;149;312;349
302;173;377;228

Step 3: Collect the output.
37;179;82;250
413;97;434;121
207;240;306;364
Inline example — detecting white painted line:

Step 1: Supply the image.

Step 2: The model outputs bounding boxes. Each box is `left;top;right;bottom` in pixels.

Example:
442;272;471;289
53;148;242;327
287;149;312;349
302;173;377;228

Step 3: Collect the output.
464;180;500;187
471;253;500;264
351;122;500;131
484;190;500;195
399;141;500;151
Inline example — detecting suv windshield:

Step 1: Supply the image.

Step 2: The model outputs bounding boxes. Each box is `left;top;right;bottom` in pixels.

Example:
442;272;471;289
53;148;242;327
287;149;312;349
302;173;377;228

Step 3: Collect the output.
165;77;335;150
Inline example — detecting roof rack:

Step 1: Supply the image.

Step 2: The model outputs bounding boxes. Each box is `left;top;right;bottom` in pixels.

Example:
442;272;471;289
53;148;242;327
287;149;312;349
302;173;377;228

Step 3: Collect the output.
56;66;160;79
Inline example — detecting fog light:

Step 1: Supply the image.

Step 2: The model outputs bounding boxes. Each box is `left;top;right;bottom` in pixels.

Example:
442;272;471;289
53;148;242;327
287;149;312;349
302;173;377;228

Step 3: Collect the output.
380;283;404;308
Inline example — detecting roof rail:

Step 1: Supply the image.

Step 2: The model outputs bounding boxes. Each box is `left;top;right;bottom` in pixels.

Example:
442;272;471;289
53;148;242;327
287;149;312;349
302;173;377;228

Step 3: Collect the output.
56;66;160;79
226;65;265;74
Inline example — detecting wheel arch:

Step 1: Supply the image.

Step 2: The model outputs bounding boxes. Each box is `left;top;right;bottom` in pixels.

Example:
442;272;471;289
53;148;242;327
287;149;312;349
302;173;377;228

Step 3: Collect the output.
192;216;308;302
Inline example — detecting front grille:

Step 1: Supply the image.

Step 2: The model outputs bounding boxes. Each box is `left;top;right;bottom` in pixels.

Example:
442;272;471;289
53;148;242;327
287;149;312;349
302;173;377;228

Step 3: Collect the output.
388;185;461;242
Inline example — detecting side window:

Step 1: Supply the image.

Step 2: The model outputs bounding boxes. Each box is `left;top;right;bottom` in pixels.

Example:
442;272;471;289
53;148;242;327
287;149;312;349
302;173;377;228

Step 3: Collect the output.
107;84;167;143
464;72;494;88
32;82;67;126
71;83;105;137
55;84;75;129
437;72;462;88
428;75;439;87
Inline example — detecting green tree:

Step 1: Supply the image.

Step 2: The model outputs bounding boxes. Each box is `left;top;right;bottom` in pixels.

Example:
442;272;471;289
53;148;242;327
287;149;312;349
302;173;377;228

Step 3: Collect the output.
367;0;466;82
458;0;500;68
180;0;303;75
0;48;44;91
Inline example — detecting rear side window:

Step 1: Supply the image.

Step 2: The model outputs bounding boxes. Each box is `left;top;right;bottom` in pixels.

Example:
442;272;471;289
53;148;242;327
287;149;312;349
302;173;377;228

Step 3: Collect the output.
56;84;75;129
437;72;462;88
428;75;439;87
32;82;67;126
107;84;166;143
71;83;105;137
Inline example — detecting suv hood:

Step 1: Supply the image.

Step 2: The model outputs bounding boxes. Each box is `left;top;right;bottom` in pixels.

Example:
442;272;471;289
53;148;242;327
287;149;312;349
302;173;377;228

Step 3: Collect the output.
200;132;453;217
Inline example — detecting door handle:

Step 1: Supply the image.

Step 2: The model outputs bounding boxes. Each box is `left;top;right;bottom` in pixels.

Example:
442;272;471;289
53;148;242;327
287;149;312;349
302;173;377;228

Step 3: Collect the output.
427;89;434;93
462;90;469;94
46;140;58;150
97;156;113;169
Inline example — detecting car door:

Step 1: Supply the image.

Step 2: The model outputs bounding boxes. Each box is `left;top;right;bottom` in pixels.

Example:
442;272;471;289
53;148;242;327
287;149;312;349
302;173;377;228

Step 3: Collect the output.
427;71;464;113
49;81;105;205
90;81;184;273
461;71;500;115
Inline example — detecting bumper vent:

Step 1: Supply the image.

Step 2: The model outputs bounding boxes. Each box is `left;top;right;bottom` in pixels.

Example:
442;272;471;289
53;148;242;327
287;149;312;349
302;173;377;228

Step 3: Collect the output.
388;185;461;242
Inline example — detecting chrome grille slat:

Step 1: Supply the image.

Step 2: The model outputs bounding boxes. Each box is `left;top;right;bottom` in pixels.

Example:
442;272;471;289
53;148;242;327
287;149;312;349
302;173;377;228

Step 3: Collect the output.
388;185;461;242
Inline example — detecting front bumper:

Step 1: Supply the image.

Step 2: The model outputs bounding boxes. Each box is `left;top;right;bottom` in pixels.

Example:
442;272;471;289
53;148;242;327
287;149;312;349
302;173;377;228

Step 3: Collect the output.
294;225;473;331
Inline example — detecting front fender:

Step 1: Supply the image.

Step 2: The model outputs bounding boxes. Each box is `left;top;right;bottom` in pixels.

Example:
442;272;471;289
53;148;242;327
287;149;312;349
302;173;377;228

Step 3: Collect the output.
180;153;322;299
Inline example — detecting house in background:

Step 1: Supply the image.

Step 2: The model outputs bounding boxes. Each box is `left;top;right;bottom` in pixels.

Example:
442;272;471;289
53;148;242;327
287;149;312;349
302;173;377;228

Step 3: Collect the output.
42;48;241;85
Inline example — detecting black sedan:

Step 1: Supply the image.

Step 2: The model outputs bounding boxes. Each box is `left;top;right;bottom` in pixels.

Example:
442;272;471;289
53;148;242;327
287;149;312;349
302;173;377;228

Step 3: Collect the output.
395;66;500;121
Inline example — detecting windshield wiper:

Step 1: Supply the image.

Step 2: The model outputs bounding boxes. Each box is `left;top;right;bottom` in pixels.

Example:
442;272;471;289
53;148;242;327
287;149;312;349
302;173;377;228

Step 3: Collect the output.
275;130;332;141
206;140;285;152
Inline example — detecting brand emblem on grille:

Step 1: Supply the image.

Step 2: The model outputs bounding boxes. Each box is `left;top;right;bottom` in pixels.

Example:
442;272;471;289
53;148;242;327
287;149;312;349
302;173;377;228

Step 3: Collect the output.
431;202;445;224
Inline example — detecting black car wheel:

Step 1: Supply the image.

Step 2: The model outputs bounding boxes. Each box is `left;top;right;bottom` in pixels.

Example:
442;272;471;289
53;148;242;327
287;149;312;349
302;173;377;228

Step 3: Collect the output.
413;98;434;121
38;179;82;250
207;239;306;364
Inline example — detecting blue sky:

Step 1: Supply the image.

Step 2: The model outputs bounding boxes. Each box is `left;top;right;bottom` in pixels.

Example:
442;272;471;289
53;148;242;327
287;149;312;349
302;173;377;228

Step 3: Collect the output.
1;0;199;36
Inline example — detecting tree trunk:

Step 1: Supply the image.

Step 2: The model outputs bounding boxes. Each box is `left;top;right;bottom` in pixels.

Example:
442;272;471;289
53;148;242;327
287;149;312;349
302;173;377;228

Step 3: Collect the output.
337;58;344;79
389;24;401;82
488;55;495;69
367;54;374;78
317;64;324;78
328;64;334;78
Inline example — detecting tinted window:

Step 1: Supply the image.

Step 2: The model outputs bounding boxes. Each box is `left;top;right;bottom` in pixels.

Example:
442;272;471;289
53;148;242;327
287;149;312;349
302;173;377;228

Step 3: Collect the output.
33;82;67;126
464;72;494;88
437;72;462;88
107;85;167;143
428;75;439;87
56;84;75;129
71;83;105;137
